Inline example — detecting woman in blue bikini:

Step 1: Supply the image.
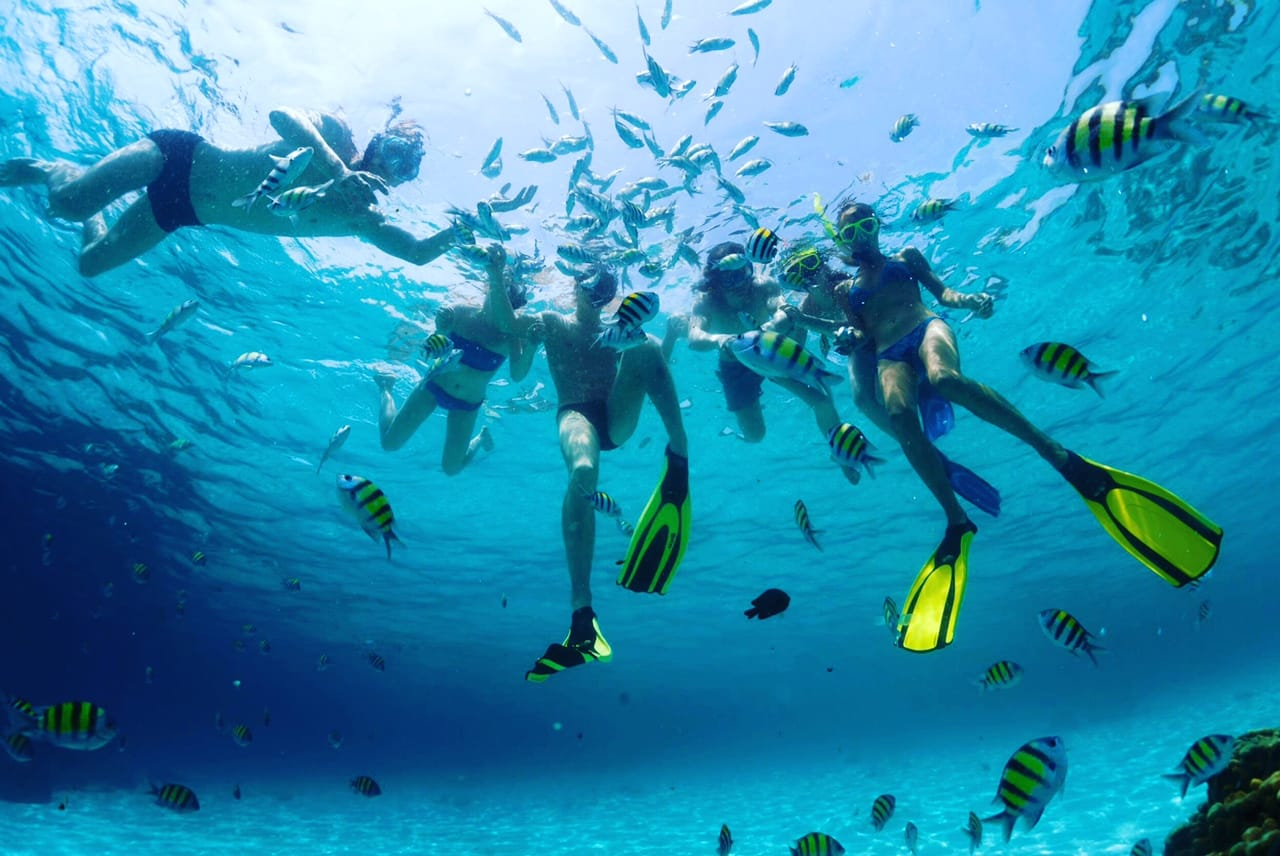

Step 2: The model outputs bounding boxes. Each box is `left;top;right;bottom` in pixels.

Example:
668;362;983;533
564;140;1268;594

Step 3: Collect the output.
377;245;539;475
830;200;1067;526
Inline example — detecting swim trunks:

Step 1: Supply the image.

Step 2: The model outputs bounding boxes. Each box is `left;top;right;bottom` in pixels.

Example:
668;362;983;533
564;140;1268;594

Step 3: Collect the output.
878;316;954;442
558;401;618;451
424;379;481;412
716;357;765;412
146;130;204;233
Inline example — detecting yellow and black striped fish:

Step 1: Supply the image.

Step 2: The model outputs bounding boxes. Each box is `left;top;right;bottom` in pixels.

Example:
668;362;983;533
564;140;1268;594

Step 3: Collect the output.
422;333;453;360
1197;93;1265;124
317;653;332;671
963;811;983;853
1020;342;1116;397
912;198;957;222
871;793;895;831
350;775;382;797
729;331;841;390
336;474;401;559
132;563;150;584
890;113;919;142
790;831;845;856
1197;599;1211;626
976;659;1024;692
744;227;779;263
793;499;822;551
611;291;660;330
983;736;1068;842
827;423;885;477
29;701;117;750
151;782;200;812
281;577;302;592
717;823;733;856
3;732;34;763
1163;734;1234;798
585;490;635;535
231;724;253;747
191;551;206;566
367;652;387;672
1131;838;1153;856
1038;608;1104;667
1043;94;1206;180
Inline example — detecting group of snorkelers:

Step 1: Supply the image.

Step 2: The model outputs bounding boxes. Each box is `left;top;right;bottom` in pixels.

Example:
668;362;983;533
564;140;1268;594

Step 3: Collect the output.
0;108;1223;680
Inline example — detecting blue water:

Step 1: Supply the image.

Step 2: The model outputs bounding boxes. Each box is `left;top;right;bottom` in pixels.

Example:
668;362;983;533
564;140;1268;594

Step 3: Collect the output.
1;0;1277;853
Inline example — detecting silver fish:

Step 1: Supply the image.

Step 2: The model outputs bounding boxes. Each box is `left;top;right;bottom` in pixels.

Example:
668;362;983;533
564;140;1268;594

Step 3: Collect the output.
550;135;590;155
233;146;313;211
562;82;580;120
735;158;772;177
317;424;351;474
594;324;648;352
727;135;759;161
643;50;671;98
267;180;334;222
775;63;798;96
717;177;745;203
666;134;693;158
764;120;808;137
705;99;724;125
583;27;617;63
661;0;672;29
729;0;772;13
748;28;760;65
612;113;646;149
689;37;735;53
614;108;651;130
483;8;522;43
519;148;558;163
636;4;650;45
710;63;740;98
541;93;560;125
480;138;503;174
147;298;199;343
547;0;580;26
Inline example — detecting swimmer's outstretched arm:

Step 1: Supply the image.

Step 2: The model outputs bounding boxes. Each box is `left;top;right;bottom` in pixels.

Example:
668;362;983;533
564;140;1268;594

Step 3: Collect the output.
360;217;467;266
902;247;993;316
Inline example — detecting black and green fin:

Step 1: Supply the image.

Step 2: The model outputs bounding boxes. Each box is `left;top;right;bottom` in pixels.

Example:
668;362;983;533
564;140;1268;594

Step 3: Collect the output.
616;446;690;595
1060;451;1221;588
894;522;976;653
525;610;612;683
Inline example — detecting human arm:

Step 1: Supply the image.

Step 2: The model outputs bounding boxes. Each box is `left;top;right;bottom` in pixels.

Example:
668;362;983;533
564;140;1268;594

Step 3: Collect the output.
902;247;994;318
685;299;732;352
269;108;388;200
360;216;471;267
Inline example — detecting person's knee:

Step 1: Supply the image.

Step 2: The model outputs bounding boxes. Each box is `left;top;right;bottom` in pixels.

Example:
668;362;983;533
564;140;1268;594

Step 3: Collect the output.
441;453;466;476
379;432;405;452
77;249;107;279
883;393;914;423
568;460;598;494
930;368;966;397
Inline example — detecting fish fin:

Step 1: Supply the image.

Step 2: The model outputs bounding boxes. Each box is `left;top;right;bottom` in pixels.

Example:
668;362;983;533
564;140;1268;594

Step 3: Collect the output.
1162;772;1191;799
981;809;1016;844
894;522;976;652
1086;369;1119;397
1157;91;1211;147
1059;451;1222;587
861;454;887;478
230;193;255;210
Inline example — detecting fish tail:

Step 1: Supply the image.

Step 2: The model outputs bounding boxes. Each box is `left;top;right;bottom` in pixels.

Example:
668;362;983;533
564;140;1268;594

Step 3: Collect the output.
863;454;888;478
1086;370;1119;397
230;193;256;210
1158;91;1211;147
982;810;1016;843
1162;771;1191;798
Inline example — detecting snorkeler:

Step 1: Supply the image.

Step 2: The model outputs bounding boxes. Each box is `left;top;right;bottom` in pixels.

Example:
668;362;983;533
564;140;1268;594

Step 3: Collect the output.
491;267;690;682
376;244;538;476
827;201;1221;653
685;240;857;485
0;108;476;276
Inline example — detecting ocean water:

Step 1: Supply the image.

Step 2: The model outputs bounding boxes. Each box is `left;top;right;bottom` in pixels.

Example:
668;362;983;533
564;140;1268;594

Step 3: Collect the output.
1;0;1277;853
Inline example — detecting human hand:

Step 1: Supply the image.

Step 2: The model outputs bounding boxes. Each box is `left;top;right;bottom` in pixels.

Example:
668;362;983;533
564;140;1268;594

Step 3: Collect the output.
969;292;995;318
340;169;390;204
485;243;506;272
512;184;538;208
665;314;689;341
526;319;546;344
451;221;476;246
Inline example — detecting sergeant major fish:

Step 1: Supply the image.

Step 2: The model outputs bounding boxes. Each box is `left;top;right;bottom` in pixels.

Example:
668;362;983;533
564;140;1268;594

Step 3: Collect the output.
967;122;1017;137
791;832;844;856
267;180;334;224
232;146;312;211
913;198;958;222
1039;608;1104;666
1020;342;1116;396
794;499;822;550
147;298;199;343
1197;92;1266;124
151;782;199;812
23;701;117;750
828;423;885;476
350;775;382;797
984;736;1068;842
718;823;733;856
1163;734;1235;798
730;331;840;390
744;588;790;619
316;424;351;473
890;113;920;142
976;659;1023;691
1043;93;1207;180
963;811;983;853
584;490;634;534
336;474;402;559
871;793;895;830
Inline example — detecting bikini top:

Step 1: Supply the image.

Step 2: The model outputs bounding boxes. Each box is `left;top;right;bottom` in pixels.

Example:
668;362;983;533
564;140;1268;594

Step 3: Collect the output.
846;259;915;314
450;333;506;372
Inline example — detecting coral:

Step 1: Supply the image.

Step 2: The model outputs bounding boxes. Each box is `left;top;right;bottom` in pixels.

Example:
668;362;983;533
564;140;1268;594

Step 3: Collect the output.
1164;729;1280;855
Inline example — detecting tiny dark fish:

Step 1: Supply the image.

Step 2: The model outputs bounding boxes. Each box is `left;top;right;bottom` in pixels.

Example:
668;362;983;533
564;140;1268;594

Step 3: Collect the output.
233;784;241;800
744;588;790;619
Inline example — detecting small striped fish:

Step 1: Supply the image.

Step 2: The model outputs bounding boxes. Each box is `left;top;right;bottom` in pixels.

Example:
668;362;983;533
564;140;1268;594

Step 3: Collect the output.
966;122;1017;137
1038;608;1104;667
718;823;733;856
231;724;252;747
367;652;387;672
1131;839;1153;856
1043;94;1207;180
871;793;895;831
152;782;200;812
28;701;117;750
232;146;313;211
584;490;634;534
984;736;1068;842
912;198;958;222
827;423;885;477
1163;734;1234;798
3;733;33;763
976;659;1024;691
611;291;660;330
744;227;779;263
794;499;822;550
730;331;841;390
1197;92;1265;124
336;474;401;559
267;179;334;222
1020;342;1116;396
890;113;919;142
790;832;845;856
904;822;919;855
1197;599;1211;626
963;811;983;853
350;774;382;797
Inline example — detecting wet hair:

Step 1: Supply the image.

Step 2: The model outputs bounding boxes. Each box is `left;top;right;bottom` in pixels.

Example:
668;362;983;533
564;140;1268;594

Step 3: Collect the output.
698;241;750;291
506;272;530;311
575;267;618;307
358;120;426;181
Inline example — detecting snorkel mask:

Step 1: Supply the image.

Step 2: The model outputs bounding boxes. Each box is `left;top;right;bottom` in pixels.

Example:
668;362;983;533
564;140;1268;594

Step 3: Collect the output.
779;245;825;290
375;128;425;183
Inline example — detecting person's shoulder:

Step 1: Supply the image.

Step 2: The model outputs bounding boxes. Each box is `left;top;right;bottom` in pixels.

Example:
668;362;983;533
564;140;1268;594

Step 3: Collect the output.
898;246;928;265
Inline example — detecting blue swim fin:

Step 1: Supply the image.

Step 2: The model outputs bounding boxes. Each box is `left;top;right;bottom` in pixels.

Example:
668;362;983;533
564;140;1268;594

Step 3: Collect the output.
941;454;1001;517
918;382;955;442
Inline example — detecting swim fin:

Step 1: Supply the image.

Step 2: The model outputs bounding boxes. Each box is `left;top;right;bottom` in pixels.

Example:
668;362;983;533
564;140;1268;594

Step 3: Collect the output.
616;446;690;595
893;522;976;653
1059;451;1222;588
941;453;1001;517
524;607;612;683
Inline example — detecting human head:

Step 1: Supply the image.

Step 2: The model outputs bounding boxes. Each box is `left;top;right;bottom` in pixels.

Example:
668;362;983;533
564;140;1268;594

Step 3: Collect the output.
700;241;752;292
575;267;618;309
834;201;881;260
778;244;827;291
359;120;425;185
505;270;531;311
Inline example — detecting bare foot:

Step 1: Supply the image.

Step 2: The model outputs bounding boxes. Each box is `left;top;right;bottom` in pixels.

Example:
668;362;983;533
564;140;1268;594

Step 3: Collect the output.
0;157;53;187
373;373;396;393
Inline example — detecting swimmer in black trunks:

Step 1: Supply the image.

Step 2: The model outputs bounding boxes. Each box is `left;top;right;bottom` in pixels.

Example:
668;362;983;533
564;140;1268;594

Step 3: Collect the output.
491;266;688;659
0;108;527;277
377;245;540;475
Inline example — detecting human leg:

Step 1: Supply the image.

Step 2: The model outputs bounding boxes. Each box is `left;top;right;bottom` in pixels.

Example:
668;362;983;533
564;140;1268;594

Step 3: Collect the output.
558;410;601;611
441;407;487;476
919;323;1067;468
881;360;968;525
715;358;765;443
849;344;897;437
1;138;163;221
608;336;688;456
376;375;438;451
77;196;169;277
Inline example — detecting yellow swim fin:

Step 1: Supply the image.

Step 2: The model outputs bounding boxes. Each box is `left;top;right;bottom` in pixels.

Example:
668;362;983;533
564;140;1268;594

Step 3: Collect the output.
1059;451;1222;587
524;609;612;684
616;446;690;595
894;522;976;653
